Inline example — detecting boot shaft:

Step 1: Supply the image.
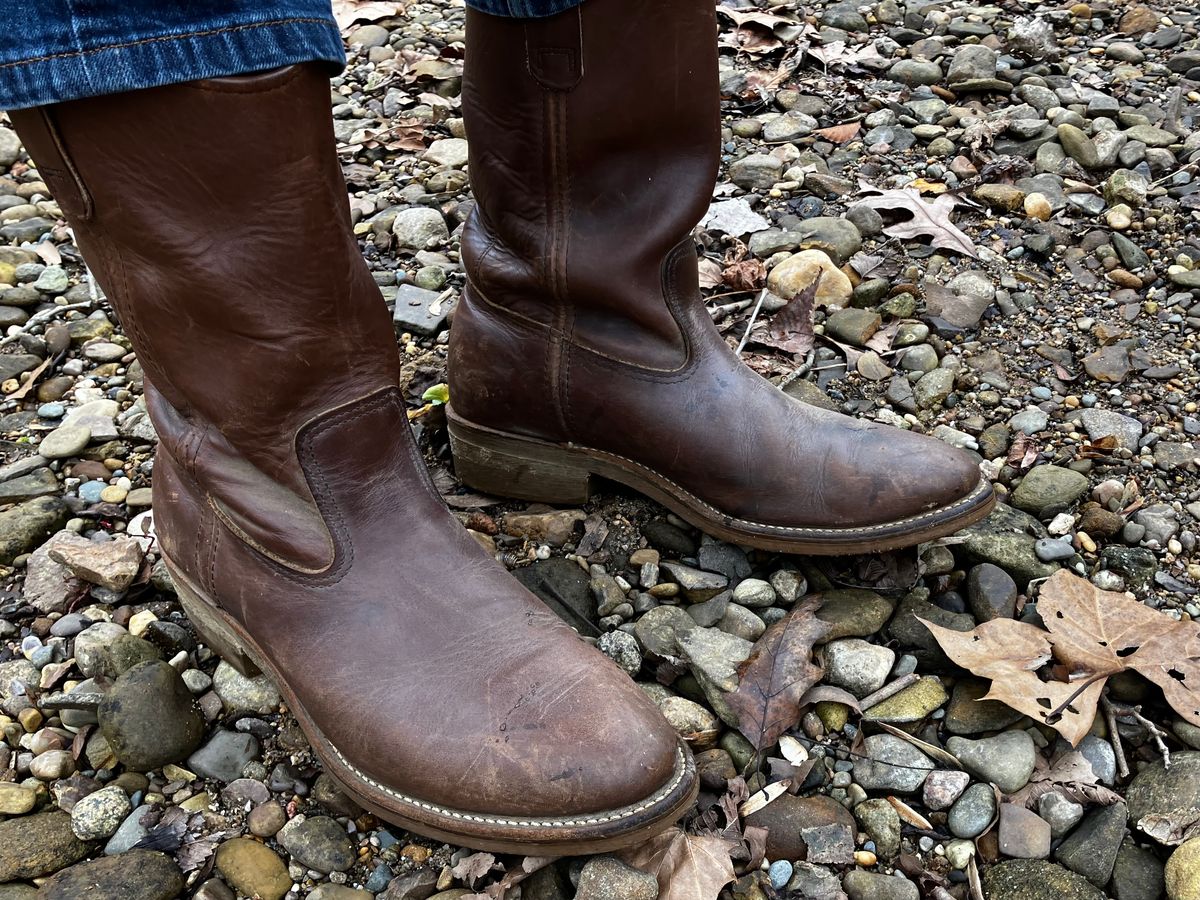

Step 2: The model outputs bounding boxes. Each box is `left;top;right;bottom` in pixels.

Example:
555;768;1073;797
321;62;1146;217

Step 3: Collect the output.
459;0;722;370
10;66;401;496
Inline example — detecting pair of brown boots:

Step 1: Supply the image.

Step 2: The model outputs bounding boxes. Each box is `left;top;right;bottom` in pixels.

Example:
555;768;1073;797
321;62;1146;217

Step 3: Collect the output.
10;0;990;852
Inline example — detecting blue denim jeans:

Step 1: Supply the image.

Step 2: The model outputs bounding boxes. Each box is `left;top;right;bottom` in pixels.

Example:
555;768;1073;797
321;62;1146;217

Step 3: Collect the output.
0;0;581;110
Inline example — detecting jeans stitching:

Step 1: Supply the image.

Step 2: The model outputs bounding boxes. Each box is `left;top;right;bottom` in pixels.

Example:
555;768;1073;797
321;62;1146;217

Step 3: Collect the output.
0;17;335;70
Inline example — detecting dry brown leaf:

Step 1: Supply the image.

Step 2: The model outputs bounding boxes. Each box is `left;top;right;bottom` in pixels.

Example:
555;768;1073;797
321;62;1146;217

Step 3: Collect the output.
723;259;766;292
332;0;401;32
726;597;831;750
451;852;497;888
1008;750;1122;809
922;570;1200;745
855;182;977;257
620;828;736;900
757;271;821;358
813;122;862;143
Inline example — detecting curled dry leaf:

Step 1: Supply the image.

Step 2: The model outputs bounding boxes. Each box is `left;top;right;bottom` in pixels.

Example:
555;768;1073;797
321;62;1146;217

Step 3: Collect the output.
620;828;737;900
725;596;832;750
756;271;821;359
855;181;978;257
813;122;862;143
921;569;1200;745
1008;750;1122;810
332;0;402;32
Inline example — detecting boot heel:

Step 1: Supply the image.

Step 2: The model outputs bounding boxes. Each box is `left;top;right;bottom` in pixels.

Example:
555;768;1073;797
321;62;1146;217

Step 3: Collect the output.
448;411;594;505
167;563;262;678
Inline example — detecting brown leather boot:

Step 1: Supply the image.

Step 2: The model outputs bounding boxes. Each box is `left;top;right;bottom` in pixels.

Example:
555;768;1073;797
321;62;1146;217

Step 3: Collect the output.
10;65;695;853
447;0;995;554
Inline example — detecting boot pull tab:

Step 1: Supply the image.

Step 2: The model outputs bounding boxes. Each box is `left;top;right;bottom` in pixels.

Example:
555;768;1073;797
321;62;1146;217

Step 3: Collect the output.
6;107;93;222
524;6;584;92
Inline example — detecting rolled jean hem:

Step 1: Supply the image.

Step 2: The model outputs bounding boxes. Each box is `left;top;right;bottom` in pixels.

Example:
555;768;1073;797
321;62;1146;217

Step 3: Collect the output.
466;0;584;17
0;16;346;111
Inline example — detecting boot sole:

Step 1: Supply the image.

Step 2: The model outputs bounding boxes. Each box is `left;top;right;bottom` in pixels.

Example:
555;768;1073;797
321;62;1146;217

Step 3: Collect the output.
446;406;996;555
165;559;698;854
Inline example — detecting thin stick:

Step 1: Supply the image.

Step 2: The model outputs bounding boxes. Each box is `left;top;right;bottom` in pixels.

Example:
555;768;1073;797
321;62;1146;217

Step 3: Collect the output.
735;288;769;356
857;673;920;710
1110;701;1172;770
1100;695;1130;781
0;302;92;348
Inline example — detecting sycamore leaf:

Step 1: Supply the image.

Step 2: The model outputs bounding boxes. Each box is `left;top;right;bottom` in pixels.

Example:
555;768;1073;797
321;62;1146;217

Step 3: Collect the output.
922;570;1200;746
620;828;736;900
855;182;977;257
757;272;821;358
725;597;831;750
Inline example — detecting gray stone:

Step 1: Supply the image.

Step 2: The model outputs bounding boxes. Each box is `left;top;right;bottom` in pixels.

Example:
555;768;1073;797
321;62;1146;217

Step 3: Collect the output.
633;605;696;657
575;856;658;900
188;729;260;783
99;660;205;771
949;783;997;839
1056;802;1127;886
1079;409;1143;450
423;138;469;169
391;206;449;250
277;815;355;873
391;282;450;336
967;563;1018;622
854;798;901;859
38;425;91;460
823;638;895;698
1078;734;1118;785
213;660;280;715
70;785;131;840
999;803;1051;859
1011;466;1090;518
1111;838;1165;900
852;734;934;792
948;45;998;84
0;811;92;881
842;870;919;900
983;860;1106;900
914;368;955;410
73;622;129;679
659;561;728;601
1127;753;1200;838
105;804;152;855
0;496;69;564
947;731;1037;793
39;849;183;900
729;154;783;191
1039;792;1085;839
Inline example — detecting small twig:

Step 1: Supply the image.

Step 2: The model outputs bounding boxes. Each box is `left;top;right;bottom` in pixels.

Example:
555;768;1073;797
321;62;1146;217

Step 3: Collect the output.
735;288;769;356
1109;701;1172;770
1100;695;1130;781
0;301;92;347
857;673;920;710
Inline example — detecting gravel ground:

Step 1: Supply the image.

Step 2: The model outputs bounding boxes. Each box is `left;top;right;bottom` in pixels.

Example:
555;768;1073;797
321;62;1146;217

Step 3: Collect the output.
1;0;1199;898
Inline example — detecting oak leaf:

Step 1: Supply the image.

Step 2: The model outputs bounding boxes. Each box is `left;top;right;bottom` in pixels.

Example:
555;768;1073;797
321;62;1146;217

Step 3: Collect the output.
620;828;736;900
921;570;1200;746
756;271;821;358
725;597;831;750
855;182;978;257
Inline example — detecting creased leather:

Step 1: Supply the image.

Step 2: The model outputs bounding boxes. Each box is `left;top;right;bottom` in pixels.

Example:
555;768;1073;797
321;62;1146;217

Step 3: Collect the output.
450;0;985;530
10;64;685;822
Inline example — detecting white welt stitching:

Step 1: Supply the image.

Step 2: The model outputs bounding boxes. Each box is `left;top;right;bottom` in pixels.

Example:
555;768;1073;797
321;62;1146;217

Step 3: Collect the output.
328;744;689;829
571;443;994;536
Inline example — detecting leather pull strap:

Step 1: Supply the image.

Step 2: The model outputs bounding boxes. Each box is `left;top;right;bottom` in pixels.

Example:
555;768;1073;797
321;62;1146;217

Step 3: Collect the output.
6;107;94;222
524;6;584;92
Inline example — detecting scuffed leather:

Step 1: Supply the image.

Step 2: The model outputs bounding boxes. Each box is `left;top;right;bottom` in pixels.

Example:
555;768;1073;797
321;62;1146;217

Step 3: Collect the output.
450;0;983;529
10;64;682;820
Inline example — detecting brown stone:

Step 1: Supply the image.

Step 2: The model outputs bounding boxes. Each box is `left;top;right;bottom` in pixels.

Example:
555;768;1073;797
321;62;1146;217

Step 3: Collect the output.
744;793;856;861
